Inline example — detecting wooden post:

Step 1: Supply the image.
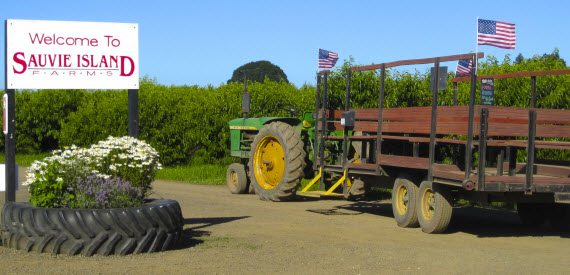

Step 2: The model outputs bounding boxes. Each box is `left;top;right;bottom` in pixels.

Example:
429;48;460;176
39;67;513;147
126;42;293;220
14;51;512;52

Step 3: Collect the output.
465;55;477;181
342;70;352;194
376;64;386;174
526;110;537;194
4;21;16;202
4;89;16;202
530;76;536;108
314;74;321;170
319;72;328;191
128;89;139;138
453;82;458;106
428;58;440;181
477;108;488;191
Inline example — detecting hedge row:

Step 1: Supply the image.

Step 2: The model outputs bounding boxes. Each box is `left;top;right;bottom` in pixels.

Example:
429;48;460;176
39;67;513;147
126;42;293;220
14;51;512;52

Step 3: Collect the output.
1;77;315;166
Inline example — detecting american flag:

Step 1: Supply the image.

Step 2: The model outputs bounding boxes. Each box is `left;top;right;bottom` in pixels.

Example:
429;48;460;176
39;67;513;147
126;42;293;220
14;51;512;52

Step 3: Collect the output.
477;19;516;49
318;49;339;69
456;59;472;76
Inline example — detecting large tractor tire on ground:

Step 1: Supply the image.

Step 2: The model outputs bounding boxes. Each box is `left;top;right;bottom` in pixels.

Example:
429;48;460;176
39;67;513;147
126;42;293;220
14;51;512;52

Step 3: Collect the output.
1;200;183;256
227;163;248;194
248;121;306;201
392;173;420;228
417;181;453;233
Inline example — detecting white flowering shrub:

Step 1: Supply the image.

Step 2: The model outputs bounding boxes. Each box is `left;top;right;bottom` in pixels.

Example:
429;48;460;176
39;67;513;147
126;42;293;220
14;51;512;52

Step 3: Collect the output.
25;136;162;208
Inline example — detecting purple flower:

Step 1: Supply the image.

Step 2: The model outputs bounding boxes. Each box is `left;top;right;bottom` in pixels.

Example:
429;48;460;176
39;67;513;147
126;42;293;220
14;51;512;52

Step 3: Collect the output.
76;174;143;208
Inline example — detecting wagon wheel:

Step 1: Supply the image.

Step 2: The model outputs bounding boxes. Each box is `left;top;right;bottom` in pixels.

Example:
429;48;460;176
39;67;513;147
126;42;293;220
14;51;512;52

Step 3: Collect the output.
417;181;453;233
392;173;420;228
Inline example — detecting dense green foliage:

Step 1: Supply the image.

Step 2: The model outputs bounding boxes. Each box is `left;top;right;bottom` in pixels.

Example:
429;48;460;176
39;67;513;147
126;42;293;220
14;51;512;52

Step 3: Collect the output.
228;60;289;83
324;49;570;110
1;50;569;166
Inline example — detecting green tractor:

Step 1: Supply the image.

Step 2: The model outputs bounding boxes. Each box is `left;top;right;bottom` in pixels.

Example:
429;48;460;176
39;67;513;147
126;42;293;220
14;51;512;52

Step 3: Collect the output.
226;77;366;201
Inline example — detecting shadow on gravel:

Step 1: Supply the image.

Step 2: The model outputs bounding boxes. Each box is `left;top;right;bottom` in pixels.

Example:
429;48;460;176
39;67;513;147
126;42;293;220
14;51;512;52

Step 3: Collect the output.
176;228;208;249
447;206;570;239
175;216;251;250
317;201;570;238
184;216;251;231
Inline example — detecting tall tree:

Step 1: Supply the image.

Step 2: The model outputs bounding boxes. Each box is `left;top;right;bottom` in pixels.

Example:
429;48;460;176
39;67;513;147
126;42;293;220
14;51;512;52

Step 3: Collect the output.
228;60;289;84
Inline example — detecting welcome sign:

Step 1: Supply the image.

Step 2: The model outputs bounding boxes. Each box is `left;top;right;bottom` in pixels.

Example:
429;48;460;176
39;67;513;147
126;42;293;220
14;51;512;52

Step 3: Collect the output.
6;20;139;89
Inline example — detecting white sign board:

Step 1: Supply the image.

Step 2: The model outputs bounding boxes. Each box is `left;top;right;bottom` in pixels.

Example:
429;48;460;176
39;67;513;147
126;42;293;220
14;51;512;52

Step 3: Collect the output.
6;19;139;89
0;164;19;192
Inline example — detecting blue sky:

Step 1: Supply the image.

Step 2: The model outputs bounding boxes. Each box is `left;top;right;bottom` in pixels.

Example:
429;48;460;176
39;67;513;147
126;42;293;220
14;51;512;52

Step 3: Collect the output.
2;0;569;88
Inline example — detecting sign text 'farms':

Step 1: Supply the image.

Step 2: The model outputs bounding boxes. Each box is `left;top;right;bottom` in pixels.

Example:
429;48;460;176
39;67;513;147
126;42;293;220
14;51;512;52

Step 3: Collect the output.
6;20;139;89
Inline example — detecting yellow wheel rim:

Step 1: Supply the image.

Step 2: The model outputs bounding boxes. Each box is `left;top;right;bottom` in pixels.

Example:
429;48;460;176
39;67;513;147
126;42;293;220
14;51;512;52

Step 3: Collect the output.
253;135;285;190
395;184;409;216
421;187;435;221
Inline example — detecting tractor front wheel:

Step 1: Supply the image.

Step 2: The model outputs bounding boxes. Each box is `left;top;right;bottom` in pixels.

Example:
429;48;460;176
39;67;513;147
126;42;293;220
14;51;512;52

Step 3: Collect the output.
248;122;306;201
227;163;248;194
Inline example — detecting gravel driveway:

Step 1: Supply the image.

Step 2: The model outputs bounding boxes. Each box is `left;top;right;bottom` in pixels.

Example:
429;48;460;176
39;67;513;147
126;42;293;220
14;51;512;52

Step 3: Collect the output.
1;172;570;274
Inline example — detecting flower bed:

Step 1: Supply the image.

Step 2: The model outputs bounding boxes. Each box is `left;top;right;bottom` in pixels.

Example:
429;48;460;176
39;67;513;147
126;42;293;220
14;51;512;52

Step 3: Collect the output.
1;136;183;256
24;136;162;208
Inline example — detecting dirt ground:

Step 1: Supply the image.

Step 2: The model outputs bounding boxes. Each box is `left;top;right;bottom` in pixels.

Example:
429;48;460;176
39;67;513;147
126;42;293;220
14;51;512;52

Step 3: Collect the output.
2;169;570;274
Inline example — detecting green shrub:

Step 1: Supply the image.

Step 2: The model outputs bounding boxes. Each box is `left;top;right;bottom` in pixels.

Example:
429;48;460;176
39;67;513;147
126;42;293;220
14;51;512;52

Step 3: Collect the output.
59;90;128;147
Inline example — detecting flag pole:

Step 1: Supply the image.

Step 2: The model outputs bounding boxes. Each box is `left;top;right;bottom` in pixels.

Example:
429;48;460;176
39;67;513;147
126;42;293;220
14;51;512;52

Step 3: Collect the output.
475;17;479;75
318;48;320;71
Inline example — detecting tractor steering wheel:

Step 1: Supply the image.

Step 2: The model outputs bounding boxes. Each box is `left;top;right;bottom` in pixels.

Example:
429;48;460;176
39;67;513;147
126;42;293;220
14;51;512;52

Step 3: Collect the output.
279;103;302;117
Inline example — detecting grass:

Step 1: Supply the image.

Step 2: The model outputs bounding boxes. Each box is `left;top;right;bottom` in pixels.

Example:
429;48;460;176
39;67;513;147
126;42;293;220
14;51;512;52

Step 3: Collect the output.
0;154;395;202
0;152;52;167
156;164;227;185
0;152;229;185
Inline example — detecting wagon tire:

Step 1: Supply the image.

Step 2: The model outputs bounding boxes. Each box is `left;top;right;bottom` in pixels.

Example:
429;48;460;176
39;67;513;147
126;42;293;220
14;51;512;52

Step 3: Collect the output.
392;174;420;228
417;181;452;234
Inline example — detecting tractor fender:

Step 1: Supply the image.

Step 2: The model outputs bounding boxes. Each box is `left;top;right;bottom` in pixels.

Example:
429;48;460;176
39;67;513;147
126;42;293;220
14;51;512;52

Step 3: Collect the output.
261;117;302;127
261;117;304;133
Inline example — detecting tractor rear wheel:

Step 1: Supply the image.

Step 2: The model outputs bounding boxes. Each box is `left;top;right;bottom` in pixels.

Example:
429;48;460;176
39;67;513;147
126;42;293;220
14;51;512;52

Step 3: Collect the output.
248;122;306;201
227;163;248;194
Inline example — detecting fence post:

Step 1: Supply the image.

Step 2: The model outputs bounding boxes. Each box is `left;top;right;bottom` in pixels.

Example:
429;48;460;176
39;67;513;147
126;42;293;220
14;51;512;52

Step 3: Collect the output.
128;89;139;138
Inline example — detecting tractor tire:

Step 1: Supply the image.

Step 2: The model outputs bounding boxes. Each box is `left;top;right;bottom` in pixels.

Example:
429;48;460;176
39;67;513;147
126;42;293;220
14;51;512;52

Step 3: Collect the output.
1;200;183;256
227;163;248;194
248;121;306;201
392;174;420;228
344;178;367;201
417;181;453;234
248;182;256;194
